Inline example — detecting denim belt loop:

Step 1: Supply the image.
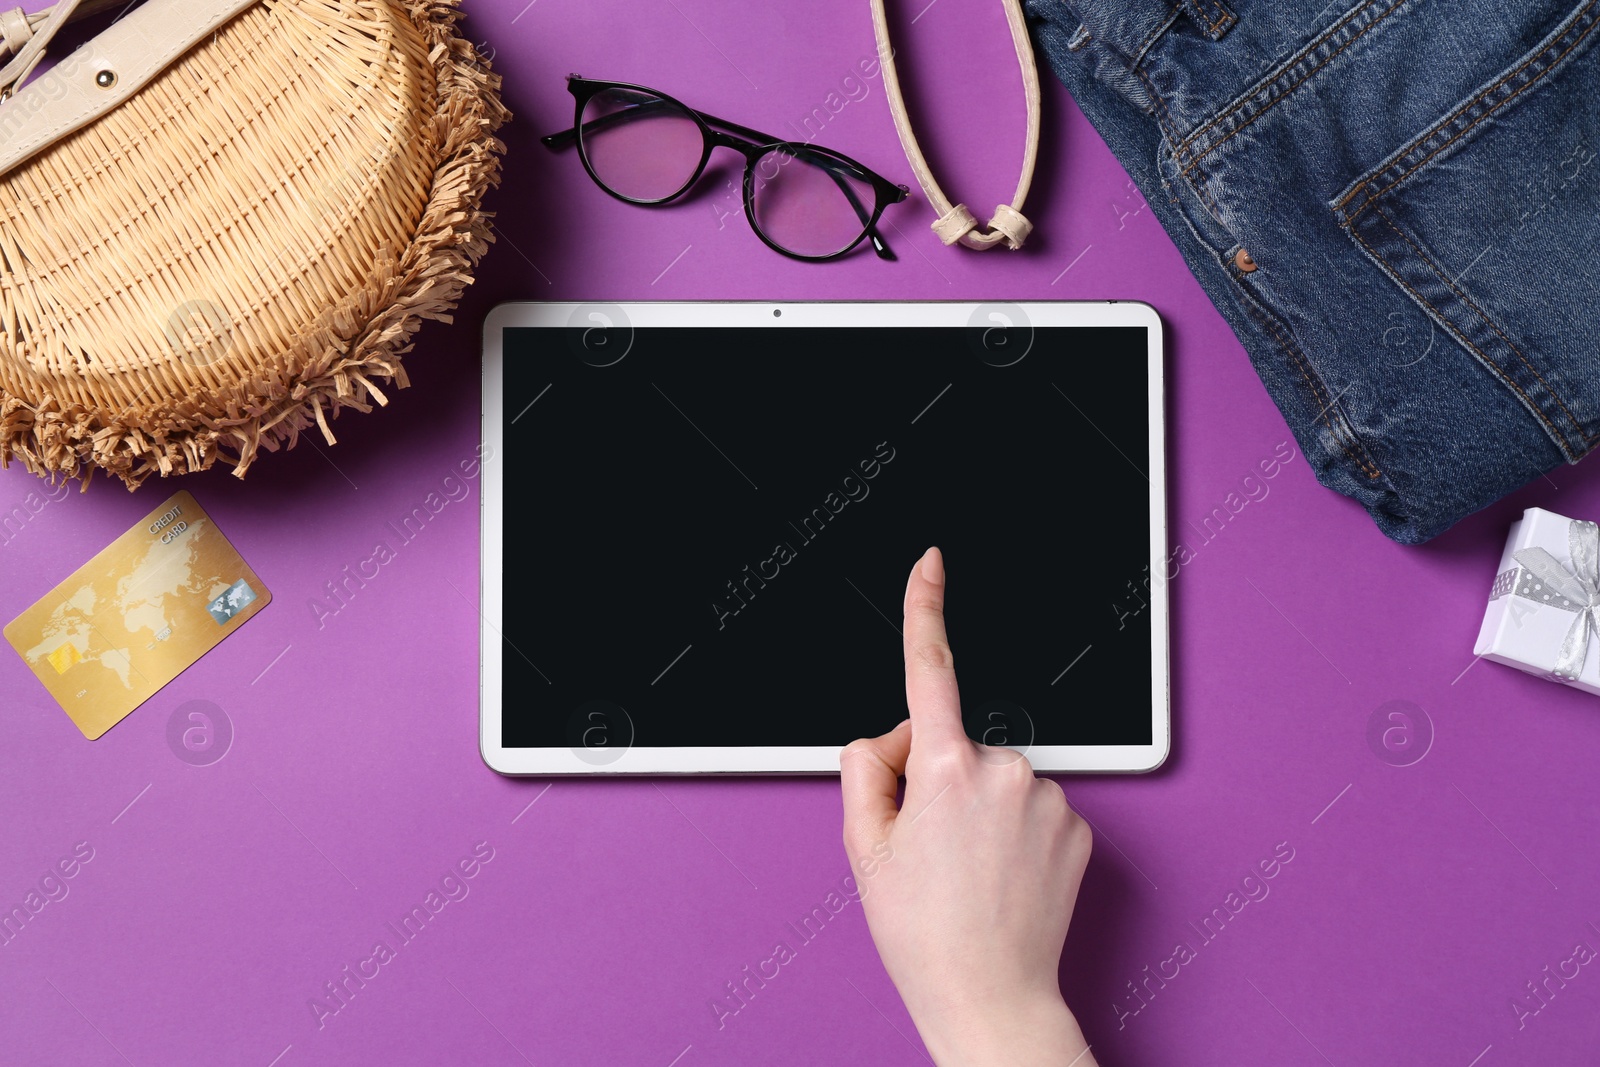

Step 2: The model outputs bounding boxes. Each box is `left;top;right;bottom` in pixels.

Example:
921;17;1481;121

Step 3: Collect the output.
1063;1;1171;66
1177;0;1236;41
1063;0;1233;72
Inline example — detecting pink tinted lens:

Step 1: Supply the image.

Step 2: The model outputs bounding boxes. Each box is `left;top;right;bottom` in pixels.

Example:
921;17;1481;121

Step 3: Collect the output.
580;88;704;201
750;147;875;258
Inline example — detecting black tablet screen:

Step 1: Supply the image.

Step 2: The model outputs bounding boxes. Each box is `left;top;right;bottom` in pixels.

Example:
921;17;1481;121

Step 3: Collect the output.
498;321;1154;751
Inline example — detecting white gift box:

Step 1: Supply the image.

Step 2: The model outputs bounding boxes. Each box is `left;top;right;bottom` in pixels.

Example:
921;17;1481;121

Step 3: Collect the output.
1475;507;1600;695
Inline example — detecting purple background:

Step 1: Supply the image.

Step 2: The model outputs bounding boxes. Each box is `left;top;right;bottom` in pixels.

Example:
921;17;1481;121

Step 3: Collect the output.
3;1;1599;1064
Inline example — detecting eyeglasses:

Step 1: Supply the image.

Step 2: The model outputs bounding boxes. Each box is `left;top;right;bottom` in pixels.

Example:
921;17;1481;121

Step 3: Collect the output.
542;76;909;262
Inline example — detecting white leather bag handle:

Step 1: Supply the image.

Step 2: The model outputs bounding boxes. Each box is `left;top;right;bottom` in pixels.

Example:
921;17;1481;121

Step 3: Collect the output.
0;0;124;99
0;0;257;181
868;0;1041;251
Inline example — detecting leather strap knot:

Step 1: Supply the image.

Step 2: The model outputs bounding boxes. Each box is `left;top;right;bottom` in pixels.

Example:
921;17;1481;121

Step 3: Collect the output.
932;202;978;245
984;202;1033;249
932;202;1033;250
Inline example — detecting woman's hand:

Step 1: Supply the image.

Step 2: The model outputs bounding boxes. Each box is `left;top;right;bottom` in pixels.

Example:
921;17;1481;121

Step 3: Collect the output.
839;547;1098;1067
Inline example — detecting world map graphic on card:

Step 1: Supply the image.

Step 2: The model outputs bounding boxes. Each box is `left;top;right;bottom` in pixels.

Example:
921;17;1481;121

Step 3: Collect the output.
5;492;270;739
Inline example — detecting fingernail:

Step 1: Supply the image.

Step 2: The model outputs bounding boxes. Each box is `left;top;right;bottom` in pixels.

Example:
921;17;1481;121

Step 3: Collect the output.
894;718;911;731
921;546;943;585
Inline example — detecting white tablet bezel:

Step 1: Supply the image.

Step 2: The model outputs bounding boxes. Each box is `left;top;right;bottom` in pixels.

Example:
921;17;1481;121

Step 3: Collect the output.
480;301;1168;775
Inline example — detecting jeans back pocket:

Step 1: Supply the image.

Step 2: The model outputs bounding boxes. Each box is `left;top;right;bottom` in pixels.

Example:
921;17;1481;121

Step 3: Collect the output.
1331;0;1600;462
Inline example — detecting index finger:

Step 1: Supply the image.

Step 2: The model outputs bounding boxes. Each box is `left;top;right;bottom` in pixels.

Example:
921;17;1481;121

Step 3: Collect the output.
903;547;969;755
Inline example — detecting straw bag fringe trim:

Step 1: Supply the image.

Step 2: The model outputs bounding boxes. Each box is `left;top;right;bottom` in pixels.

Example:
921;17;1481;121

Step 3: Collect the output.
0;0;510;491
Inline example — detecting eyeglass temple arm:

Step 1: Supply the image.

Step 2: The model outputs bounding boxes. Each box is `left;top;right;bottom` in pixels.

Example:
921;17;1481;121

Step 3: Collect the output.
700;113;902;260
780;142;898;261
540;127;578;151
717;128;897;260
542;100;790;154
830;167;895;261
542;97;693;151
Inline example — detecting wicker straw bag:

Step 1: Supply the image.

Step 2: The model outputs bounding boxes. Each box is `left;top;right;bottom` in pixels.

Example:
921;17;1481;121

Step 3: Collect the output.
0;0;507;489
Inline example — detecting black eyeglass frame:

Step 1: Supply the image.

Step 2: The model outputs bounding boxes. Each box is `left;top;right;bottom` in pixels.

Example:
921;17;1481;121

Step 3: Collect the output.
542;76;910;262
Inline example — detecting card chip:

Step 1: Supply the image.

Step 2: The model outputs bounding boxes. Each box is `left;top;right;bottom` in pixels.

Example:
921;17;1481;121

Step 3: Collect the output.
47;643;80;675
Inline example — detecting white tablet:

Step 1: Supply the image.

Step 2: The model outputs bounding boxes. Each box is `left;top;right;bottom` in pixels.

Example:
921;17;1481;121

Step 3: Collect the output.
480;302;1168;775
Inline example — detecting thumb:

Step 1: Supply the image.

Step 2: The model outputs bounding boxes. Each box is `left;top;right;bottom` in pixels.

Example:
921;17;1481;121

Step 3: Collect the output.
840;719;912;860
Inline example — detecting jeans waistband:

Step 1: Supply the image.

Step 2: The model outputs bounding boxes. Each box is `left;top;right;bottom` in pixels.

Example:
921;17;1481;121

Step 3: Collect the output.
1063;0;1235;66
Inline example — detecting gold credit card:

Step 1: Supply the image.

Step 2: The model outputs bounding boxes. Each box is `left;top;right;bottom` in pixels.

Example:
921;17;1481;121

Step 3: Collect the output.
5;491;270;739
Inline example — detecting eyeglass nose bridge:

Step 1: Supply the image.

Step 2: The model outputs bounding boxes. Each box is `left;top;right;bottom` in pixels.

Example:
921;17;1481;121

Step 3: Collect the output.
694;130;785;196
709;135;860;192
706;129;763;156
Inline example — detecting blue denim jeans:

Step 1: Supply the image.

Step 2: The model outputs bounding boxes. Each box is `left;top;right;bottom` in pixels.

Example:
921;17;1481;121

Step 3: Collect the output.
1027;0;1600;543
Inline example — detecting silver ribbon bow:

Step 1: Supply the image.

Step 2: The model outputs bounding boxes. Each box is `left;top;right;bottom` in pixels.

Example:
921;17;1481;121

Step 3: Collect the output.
1513;518;1600;681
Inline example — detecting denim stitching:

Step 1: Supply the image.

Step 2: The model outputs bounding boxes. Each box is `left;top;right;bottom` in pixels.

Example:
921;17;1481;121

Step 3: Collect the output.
1130;4;1182;71
1128;24;1379;478
1176;0;1385;156
1371;202;1595;446
1182;0;1234;39
1199;0;1236;38
1179;0;1410;177
1132;63;1228;223
1338;0;1600;220
1236;289;1383;478
1131;54;1376;475
1348;212;1581;457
